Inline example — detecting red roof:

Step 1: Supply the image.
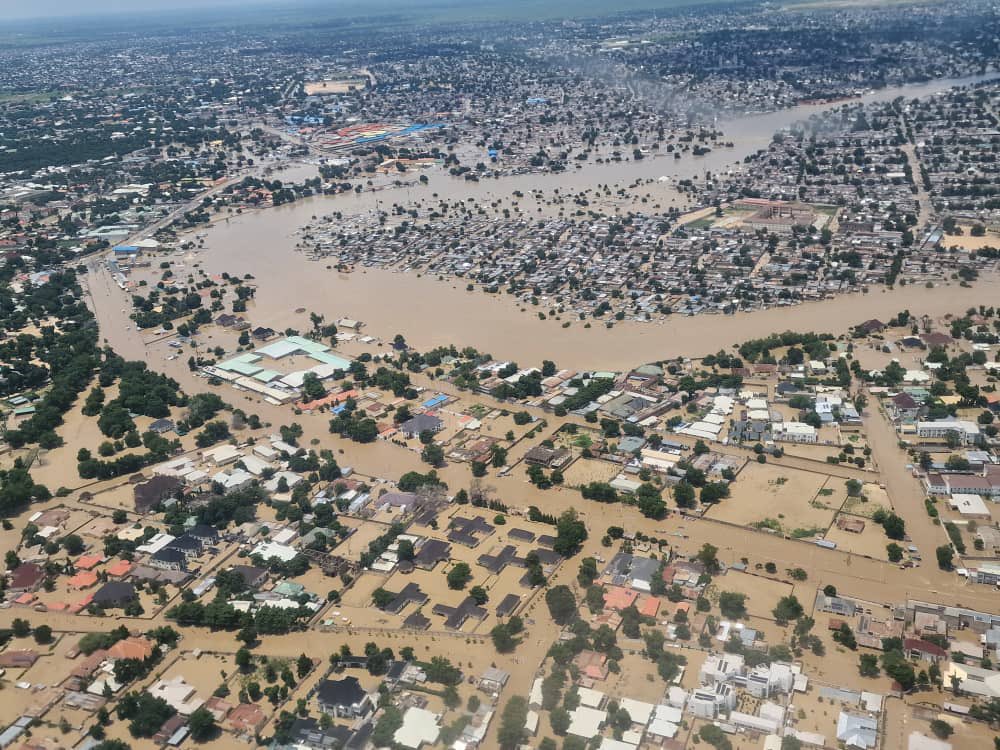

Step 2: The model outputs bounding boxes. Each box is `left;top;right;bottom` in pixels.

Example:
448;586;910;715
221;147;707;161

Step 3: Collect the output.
9;562;44;591
75;554;104;570
905;638;947;659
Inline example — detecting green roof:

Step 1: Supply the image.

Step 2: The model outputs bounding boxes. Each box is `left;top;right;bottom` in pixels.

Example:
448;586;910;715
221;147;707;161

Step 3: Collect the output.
252;369;282;383
309;350;352;369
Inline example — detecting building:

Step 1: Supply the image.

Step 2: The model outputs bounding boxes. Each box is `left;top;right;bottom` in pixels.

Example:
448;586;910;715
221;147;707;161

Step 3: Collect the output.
134;475;182;514
148;676;204;715
91;582;137;608
315;677;372;719
394;706;440;749
8;562;45;593
917;420;980;445
149;548;187;571
772;421;818;443
836;712;877;749
687;683;736;719
398;414;443;439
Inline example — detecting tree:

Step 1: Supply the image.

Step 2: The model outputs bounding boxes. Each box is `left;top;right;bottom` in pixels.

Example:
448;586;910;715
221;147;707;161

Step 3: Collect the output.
421;443;444;467
673;481;696;508
577;557;598;587
553;509;587;557
550;707;570;735
397;539;415;562
936;545;955;570
372;588;395;609
833;623;857;650
696;543;721;574
62;534;85;555
470;586;489;605
188;706;217;742
887;543;904;562
33;625;53;644
446;562;472;590
719;592;747;619
929;719;953;739
859;654;880;677
545;585;577;625
845;479;863;497
498;696;529;748
12;618;31;638
492;623;517;653
372;706;403;747
772;595;804;624
296;653;312;678
235;647;252;671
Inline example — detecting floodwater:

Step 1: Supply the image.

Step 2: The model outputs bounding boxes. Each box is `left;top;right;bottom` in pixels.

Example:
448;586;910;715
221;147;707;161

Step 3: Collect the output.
167;73;1000;372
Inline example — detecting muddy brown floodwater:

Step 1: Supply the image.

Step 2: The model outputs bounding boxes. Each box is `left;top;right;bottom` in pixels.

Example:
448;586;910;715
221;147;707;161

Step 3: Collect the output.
160;74;1000;371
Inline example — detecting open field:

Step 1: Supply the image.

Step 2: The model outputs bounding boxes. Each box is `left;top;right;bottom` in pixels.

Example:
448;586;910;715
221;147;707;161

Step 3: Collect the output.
709;462;835;536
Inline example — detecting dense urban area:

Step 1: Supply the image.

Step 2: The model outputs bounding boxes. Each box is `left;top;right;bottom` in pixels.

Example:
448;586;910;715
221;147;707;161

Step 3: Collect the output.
3;2;1000;750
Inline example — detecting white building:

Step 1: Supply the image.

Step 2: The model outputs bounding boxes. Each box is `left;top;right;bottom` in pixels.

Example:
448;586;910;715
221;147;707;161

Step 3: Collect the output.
917;420;980;445
699;654;744;685
772;421;818;443
687;683;735;719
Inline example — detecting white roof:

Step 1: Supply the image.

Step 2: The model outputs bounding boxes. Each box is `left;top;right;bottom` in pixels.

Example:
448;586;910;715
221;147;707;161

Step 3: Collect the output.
730;710;779;733
618;698;654;725
529;678;543;707
240;454;272;476
949;494;989;516
567;706;606;738
137;533;175;555
203;444;242;464
599;739;636;750
394;707;440;749
776;421;816;436
525;710;539;734
577;686;605;708
646;718;678;738
861;691;883;713
666;687;687;708
653;704;683;724
252;541;297;562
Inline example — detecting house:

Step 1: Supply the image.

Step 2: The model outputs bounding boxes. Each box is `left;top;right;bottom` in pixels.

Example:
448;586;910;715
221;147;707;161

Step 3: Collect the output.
394;707;440;749
107;637;155;662
252;327;276;341
149;675;204;715
150;548;187;572
855;319;886;336
91;581;137;608
315;677;372;719
8;562;45;593
836;712;877;749
148;419;175;434
229;565;268;589
186;524;220;544
523;445;572;469
906;638;948;663
134;475;182;514
398;414;443;438
479;667;510;694
889;392;921;422
165;534;203;559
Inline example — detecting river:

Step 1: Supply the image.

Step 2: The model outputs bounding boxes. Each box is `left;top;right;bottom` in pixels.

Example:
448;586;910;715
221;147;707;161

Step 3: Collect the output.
150;73;1000;372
